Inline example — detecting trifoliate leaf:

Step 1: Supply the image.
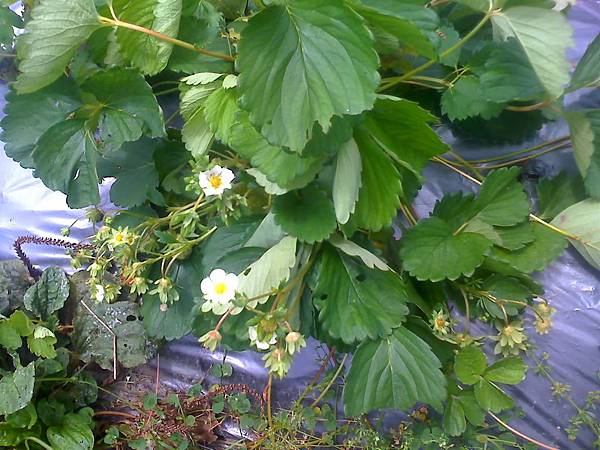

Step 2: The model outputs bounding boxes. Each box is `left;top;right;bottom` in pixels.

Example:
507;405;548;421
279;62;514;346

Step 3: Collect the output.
400;217;493;282
0;321;21;351
441;76;504;121
237;236;297;299
272;185;337;243
30;120;101;208
484;357;527;385
0;78;82;166
474;378;513;413
537;172;585;220
455;346;487;385
114;0;183;75
80;68;165;151
473;167;530;227
444;396;467;437
488;223;567;273
333;139;362;224
565;109;600;199
23;267;69;320
479;39;547;103
312;246;410;344
14;0;101;93
229;112;328;190
0;363;35;416
569;34;600;91
551;199;600;270
99;138;163;207
351;0;437;58
329;233;390;271
3;70;163;207
237;0;379;151
343;326;446;415
491;6;572;98
350;126;402;231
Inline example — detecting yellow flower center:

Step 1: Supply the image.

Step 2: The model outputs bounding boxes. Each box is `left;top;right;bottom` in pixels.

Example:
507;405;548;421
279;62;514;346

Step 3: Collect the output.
435;318;446;328
214;282;227;295
208;174;223;189
115;233;125;242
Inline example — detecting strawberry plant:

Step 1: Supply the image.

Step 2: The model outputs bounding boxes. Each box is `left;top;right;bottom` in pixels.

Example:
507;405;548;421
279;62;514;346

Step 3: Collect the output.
1;0;600;448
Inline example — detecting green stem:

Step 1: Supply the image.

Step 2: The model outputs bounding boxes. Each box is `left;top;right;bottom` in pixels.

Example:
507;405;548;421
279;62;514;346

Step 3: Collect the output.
98;16;235;62
449;149;483;180
463;136;571;164
154;86;180;96
309;354;348;408
460;288;471;334
474;143;570;169
378;5;494;92
24;437;54;450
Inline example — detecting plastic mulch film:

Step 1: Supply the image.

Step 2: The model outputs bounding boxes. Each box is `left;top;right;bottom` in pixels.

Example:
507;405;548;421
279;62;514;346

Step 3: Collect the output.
1;2;599;448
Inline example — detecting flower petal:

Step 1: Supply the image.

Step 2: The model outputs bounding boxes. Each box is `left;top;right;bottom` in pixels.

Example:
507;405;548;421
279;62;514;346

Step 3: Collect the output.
209;269;227;282
200;277;213;295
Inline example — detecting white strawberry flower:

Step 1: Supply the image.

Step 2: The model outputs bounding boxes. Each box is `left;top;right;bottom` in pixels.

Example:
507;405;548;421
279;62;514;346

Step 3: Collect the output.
248;325;277;351
198;165;235;196
200;269;239;315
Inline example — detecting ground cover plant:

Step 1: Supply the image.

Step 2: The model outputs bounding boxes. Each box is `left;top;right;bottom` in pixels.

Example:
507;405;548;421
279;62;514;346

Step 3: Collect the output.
1;0;600;448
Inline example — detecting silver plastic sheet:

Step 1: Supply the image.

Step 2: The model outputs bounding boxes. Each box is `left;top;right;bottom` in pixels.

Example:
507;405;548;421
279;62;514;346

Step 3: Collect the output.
1;2;599;448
